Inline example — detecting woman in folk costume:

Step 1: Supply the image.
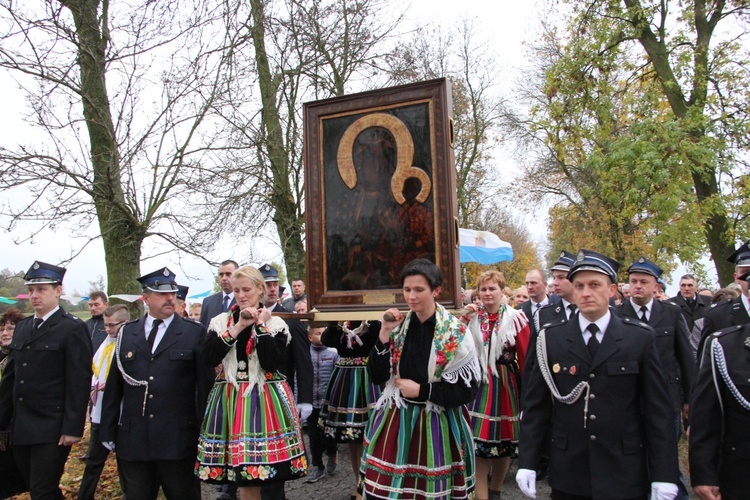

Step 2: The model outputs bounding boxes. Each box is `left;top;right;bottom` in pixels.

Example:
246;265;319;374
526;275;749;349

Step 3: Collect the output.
362;258;481;500
196;266;307;500
319;320;382;498
463;270;530;500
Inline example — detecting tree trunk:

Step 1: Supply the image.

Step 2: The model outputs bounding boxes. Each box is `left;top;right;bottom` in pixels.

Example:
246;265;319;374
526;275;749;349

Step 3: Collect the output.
249;0;306;282
60;0;144;312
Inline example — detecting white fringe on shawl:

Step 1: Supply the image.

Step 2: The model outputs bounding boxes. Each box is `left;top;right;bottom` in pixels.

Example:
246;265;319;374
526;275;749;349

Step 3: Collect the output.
468;305;528;383
376;303;481;414
208;313;290;398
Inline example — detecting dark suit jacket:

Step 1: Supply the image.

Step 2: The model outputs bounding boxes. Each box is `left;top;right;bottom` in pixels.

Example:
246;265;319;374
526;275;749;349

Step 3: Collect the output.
698;297;750;363
517;295;561;340
615;300;695;412
519;314;679;498
0;308;92;445
268;302;313;405
100;313;208;462
668;293;712;331
198;292;236;328
690;324;750;499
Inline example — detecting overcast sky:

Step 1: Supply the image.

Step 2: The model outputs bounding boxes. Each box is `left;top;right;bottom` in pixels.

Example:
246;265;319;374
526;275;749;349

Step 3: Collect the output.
0;0;710;297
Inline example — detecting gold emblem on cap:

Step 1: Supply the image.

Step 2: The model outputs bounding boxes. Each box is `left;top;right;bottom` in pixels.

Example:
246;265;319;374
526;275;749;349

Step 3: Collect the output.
553;363;561;373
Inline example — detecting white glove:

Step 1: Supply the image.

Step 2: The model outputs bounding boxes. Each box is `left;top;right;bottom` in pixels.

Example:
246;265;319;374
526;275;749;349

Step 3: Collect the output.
102;441;115;451
650;482;678;500
516;468;536;498
298;403;313;421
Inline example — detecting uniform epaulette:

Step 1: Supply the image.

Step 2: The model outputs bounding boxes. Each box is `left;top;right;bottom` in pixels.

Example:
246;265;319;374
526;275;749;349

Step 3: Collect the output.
64;312;83;321
542;318;567;330
709;298;733;309
662;300;680;308
184;317;201;325
710;324;743;339
622;316;651;330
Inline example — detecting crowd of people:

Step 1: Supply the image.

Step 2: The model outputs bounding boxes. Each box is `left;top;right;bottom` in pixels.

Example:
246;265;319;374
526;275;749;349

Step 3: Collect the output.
0;239;749;500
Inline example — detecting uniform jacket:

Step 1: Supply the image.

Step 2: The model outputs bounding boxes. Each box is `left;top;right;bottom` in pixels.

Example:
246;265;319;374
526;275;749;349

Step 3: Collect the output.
519;314;679;498
99;313;208;462
0;308;92;445
689;324;750;499
517;295;561;340
669;293;712;332
615;300;695;411
522;301;570;406
698;297;750;362
199;292;236;328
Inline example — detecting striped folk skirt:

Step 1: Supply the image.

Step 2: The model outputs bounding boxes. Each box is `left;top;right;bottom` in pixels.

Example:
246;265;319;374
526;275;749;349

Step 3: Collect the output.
196;376;308;485
467;362;520;459
319;357;381;443
360;401;475;499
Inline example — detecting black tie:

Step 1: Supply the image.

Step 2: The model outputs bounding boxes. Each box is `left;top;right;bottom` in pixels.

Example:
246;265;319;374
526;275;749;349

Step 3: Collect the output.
586;323;600;358
535;302;542;311
222;295;230;312
639;306;648;322
147;319;163;351
33;317;43;329
567;304;577;318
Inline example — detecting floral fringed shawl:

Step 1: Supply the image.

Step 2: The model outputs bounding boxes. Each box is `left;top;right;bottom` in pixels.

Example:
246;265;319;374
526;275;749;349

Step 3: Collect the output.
468;304;529;383
376;303;481;413
208;311;290;397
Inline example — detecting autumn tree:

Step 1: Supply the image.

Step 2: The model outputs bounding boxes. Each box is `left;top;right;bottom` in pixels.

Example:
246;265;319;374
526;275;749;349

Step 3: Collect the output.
516;0;750;284
0;1;239;300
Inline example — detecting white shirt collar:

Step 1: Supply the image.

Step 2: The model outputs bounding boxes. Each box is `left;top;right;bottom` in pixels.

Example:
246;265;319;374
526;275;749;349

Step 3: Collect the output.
630;297;653;314
35;305;60;324
579;310;611;343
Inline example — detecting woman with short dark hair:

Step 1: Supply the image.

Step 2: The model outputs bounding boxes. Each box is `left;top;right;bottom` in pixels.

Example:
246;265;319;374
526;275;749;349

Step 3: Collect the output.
361;259;481;499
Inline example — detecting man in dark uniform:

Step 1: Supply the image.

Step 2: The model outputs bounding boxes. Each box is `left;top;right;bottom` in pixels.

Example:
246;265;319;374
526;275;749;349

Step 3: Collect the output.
698;239;750;360
100;267;207;500
615;257;694;499
669;274;712;331
689;271;750;500
259;263;313;500
0;261;92;499
517;250;679;499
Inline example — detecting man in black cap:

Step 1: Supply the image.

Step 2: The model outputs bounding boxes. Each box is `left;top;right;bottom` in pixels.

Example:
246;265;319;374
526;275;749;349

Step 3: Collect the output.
99;267;208;500
0;260;93;499
259;264;313;500
522;251;577;480
699;238;750;357
517;250;679;499
615;257;694;500
689;272;750;500
175;284;189;318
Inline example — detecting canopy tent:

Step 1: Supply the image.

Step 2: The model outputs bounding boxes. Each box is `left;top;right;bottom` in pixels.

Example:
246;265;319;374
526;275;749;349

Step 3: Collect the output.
188;290;213;300
0;297;17;305
459;228;514;265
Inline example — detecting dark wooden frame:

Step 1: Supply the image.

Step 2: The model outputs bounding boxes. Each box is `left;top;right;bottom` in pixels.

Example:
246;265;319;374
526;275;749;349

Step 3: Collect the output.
304;78;461;314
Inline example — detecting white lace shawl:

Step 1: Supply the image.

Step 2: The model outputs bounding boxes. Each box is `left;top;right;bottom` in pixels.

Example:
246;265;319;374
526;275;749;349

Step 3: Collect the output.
468;305;528;382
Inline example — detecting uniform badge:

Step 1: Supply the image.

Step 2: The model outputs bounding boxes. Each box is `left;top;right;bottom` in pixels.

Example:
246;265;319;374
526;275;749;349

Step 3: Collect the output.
638;257;645;263
33;262;40;270
553;363;561;373
555;306;561;314
569;365;577;375
577;251;585;262
162;268;169;276
126;351;133;359
745;337;750;350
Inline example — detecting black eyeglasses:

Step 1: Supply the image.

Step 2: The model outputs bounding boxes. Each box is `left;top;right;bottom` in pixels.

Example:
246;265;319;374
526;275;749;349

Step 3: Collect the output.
104;321;126;329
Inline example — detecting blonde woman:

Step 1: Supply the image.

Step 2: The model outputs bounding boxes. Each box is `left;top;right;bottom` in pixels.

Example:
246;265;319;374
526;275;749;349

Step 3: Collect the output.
196;266;307;500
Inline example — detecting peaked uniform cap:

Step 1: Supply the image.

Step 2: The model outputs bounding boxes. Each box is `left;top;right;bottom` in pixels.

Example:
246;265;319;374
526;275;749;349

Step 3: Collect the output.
137;267;179;293
727;238;750;266
551;250;576;272
568;249;620;283
259;264;280;282
627;257;663;279
175;285;189;301
24;260;66;285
